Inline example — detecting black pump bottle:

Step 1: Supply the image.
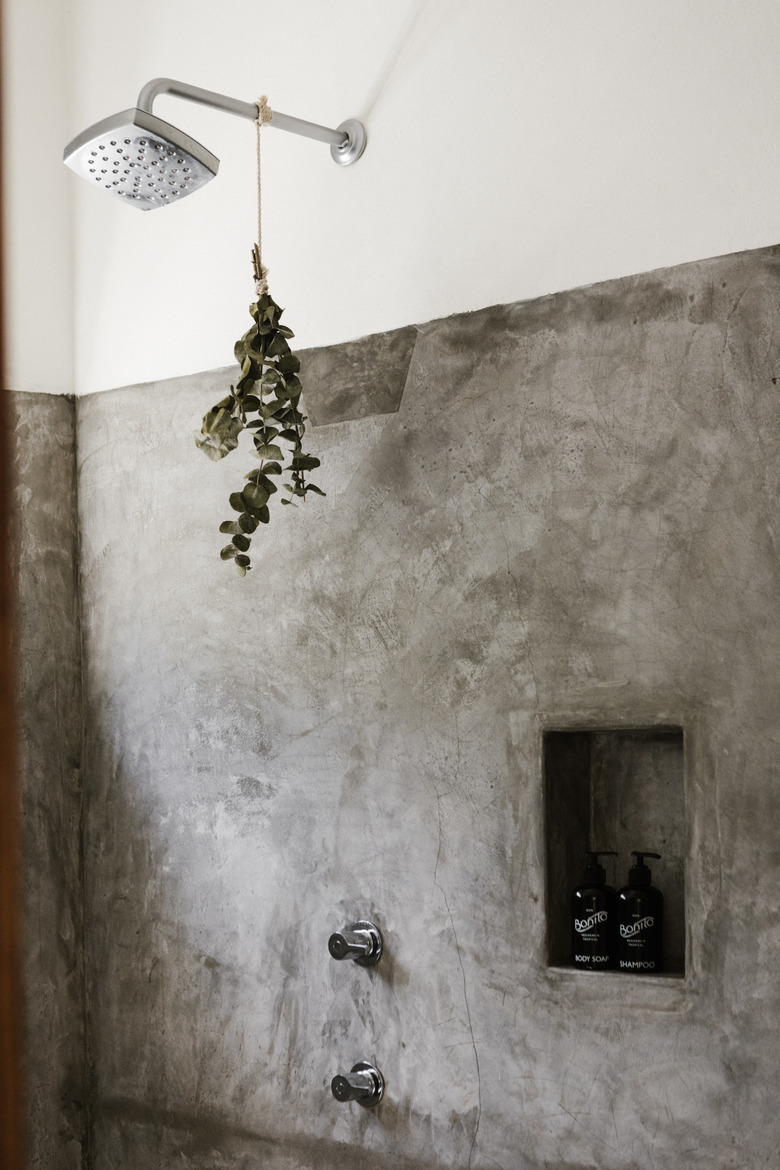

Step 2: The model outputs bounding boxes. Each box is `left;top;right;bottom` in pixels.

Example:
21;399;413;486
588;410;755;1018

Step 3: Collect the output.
617;851;663;973
572;851;618;970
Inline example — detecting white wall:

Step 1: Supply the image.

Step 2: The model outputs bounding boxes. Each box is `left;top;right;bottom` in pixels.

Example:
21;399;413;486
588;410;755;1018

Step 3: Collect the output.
5;0;780;396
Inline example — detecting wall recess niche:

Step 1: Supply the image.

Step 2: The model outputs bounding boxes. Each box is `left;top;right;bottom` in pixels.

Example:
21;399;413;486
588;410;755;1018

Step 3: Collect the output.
544;727;685;976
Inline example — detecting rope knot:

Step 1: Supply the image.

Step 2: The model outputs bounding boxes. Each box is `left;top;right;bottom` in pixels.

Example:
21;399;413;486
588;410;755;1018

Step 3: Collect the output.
255;266;269;297
256;95;273;127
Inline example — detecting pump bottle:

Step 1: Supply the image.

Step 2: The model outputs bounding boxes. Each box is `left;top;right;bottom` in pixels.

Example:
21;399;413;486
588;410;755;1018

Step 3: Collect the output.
617;851;663;974
571;850;618;970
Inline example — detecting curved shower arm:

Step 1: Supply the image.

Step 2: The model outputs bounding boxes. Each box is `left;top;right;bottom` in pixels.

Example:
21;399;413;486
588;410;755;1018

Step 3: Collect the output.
136;77;349;149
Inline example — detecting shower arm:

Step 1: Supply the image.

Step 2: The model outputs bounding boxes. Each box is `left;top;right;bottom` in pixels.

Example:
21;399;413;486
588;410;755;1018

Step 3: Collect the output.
136;78;366;163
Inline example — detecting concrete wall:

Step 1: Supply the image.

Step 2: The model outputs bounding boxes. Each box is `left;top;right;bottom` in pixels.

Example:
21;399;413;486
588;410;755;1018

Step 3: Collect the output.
16;244;780;1167
11;393;86;1168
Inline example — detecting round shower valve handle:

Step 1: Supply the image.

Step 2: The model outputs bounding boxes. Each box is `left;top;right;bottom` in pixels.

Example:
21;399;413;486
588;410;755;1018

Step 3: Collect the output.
328;920;383;966
331;1061;384;1107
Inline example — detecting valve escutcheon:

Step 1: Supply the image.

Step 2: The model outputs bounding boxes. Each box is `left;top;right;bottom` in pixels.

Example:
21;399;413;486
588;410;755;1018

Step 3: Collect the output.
331;1061;384;1107
328;919;383;966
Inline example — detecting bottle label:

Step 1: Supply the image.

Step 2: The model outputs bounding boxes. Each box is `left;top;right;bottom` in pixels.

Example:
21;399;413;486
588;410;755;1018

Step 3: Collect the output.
619;959;656;970
574;911;608;934
619;916;654;939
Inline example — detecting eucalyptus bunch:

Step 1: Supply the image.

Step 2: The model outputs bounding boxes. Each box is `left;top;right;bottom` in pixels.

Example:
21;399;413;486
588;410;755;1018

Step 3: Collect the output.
196;282;324;576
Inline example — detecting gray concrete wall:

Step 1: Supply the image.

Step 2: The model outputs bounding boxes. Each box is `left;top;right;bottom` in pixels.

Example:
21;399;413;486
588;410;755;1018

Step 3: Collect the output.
16;244;780;1168
11;393;86;1169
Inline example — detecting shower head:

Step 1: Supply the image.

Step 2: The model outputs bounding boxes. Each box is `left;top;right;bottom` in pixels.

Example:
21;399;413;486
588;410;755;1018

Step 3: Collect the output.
63;108;219;211
63;78;367;210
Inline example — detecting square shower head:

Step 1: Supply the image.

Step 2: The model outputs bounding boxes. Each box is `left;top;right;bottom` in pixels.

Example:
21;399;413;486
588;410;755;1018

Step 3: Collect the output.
63;108;219;210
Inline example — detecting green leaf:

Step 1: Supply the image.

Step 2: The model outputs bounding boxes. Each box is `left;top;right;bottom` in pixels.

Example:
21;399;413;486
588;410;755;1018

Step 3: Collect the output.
277;353;301;374
259;473;279;493
253;442;283;460
266;332;291;358
195;408;243;461
236;372;257;394
238;512;258;533
233;533;251;552
241;482;270;510
229;491;245;512
259;398;286;419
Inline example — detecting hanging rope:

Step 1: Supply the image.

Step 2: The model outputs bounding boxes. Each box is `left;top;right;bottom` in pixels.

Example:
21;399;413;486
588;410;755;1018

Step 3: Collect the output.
253;95;273;296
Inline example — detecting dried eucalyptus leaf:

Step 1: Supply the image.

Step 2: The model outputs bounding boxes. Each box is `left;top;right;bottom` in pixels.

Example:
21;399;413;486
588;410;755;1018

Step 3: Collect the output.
258;505;270;524
229;491;245;512
260;399;286;419
277;353;300;374
253;442;283;460
241;482;270;510
221;544;238;560
266;332;290;358
219;520;242;534
195;408;243;461
306;484;326;496
238;513;258;533
233;533;251;552
291;454;321;471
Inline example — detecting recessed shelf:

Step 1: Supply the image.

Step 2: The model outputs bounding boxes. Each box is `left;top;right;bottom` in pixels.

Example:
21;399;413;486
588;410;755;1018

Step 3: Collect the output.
544;727;685;976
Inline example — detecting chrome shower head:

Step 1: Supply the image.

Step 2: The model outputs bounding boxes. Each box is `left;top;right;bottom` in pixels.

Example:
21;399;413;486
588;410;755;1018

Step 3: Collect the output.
64;79;366;211
63;108;219;211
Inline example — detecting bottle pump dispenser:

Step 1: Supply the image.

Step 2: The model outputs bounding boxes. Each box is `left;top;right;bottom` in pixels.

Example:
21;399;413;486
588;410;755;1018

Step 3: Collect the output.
617;851;663;973
572;850;618;970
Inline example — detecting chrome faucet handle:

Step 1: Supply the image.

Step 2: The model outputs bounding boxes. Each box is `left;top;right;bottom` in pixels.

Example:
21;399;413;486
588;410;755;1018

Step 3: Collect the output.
331;1061;385;1107
328;919;383;966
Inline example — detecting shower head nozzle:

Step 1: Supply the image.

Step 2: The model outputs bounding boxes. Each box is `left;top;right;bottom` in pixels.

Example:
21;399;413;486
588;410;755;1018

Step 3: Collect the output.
63;108;219;211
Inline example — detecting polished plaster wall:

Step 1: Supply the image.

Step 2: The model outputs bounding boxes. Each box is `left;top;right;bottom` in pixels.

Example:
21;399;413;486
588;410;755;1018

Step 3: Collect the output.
17;244;780;1168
